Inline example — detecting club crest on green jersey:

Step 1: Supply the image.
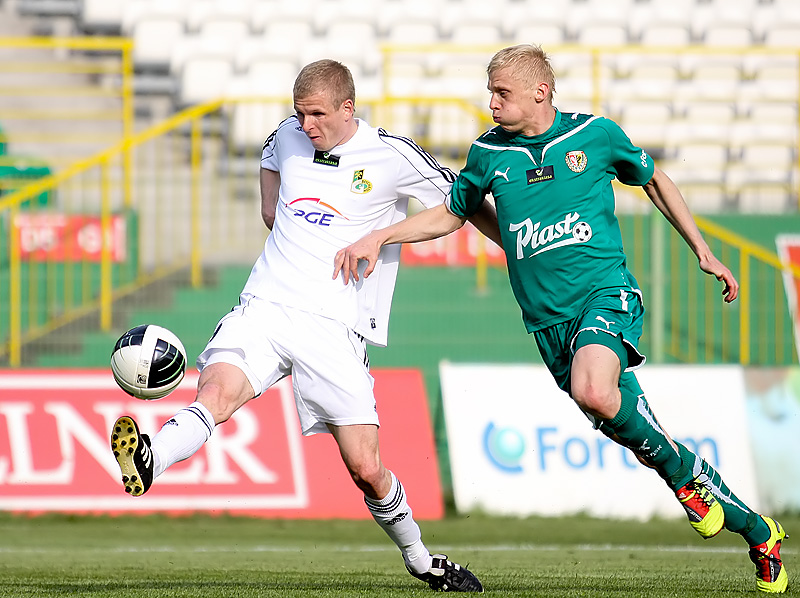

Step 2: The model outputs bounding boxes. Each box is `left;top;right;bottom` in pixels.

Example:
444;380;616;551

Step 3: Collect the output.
565;150;588;173
350;169;373;194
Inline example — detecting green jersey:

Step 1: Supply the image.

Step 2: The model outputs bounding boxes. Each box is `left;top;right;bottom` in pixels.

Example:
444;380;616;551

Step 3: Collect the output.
448;110;655;331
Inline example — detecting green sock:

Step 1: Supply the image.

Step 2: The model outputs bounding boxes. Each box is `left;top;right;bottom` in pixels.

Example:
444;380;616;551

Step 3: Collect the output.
600;372;683;480
668;442;769;545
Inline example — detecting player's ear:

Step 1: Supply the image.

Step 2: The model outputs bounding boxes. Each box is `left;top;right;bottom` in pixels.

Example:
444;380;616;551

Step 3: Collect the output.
535;82;550;103
341;98;355;119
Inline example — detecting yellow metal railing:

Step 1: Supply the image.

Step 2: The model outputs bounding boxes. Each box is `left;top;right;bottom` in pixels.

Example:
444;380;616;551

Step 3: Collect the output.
0;99;268;365
0;37;134;172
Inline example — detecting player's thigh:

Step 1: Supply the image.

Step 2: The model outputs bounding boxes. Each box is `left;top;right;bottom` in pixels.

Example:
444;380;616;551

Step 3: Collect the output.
291;314;378;435
570;343;622;401
198;300;293;403
572;291;645;373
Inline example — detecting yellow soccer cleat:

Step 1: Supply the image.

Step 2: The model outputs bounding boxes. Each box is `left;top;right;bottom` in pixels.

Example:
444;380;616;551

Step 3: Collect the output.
676;477;725;539
749;516;789;593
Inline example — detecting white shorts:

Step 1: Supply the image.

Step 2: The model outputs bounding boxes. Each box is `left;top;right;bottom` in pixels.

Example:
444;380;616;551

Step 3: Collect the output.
197;297;377;436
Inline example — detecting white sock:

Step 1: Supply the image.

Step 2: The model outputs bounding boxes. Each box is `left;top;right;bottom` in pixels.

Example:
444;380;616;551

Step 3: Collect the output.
364;471;433;575
150;402;215;478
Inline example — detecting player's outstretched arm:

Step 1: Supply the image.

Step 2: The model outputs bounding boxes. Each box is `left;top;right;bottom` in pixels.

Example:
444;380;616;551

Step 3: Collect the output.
467;198;503;248
260;168;280;230
333;203;466;284
643;166;739;302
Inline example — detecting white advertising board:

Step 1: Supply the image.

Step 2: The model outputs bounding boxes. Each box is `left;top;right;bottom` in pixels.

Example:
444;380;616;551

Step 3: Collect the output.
441;363;759;520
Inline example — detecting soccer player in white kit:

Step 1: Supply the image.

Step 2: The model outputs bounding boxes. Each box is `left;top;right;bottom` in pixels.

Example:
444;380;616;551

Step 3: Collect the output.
110;59;499;593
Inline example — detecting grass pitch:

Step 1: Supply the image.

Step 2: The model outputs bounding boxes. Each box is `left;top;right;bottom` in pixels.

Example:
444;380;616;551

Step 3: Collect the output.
0;513;796;597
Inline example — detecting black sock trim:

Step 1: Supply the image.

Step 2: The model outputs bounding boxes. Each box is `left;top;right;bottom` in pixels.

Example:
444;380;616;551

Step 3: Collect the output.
184;406;214;437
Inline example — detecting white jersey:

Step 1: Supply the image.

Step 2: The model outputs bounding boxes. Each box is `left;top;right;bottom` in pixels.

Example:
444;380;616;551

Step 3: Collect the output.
246;117;455;346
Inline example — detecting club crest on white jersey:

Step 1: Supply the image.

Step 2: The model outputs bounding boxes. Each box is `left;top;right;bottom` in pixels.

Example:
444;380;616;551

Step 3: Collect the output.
351;169;373;194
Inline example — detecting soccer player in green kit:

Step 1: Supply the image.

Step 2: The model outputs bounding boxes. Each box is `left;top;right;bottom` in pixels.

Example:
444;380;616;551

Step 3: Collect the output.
333;44;788;593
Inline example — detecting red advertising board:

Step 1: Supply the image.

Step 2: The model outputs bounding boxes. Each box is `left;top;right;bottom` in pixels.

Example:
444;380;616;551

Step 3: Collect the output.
14;213;127;262
0;369;443;518
776;234;800;358
401;223;505;267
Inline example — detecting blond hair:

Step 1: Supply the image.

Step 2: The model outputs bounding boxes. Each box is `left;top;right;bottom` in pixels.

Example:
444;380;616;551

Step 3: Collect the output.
488;44;556;102
293;59;356;108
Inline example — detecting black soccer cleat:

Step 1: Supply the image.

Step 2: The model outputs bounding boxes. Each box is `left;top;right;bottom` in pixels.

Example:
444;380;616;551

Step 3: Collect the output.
407;554;484;593
111;416;153;496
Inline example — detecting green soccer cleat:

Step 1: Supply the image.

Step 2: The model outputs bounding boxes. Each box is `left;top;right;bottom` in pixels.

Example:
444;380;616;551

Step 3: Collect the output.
749;516;789;593
676;477;725;539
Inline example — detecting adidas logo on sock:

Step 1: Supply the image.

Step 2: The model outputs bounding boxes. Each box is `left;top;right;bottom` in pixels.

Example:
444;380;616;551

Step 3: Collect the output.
386;512;408;525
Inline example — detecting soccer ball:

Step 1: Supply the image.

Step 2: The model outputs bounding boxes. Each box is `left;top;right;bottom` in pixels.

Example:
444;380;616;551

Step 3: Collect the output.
572;221;593;242
110;324;187;400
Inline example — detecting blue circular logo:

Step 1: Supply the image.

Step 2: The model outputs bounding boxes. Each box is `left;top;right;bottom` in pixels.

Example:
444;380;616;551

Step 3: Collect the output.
482;422;525;473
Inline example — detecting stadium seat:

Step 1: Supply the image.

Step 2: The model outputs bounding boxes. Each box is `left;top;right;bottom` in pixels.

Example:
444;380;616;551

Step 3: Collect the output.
638;23;692;47
727;144;796;211
576;23;629;47
385;20;441;45
233;37;298;72
702;24;754;48
383;60;429;97
79;0;124;33
225;76;292;152
449;21;504;46
121;0;191;36
131;17;185;71
729;104;799;148
426;102;485;153
619;102;673;149
312;0;381;36
198;19;251;44
436;59;491;99
668;103;736;145
680;62;742;102
308;20;382;74
510;22;565;47
169;34;241;77
742;63;799;102
243;59;298;96
762;24;800;48
186;0;254;33
178;57;234;106
612;61;680;102
660;143;729;211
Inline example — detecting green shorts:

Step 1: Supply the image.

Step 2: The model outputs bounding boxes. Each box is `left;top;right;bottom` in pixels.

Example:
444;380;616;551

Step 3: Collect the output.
533;287;646;394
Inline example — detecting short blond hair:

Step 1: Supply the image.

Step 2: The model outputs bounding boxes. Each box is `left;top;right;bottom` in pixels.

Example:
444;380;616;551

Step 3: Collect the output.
293;59;356;108
488;44;556;102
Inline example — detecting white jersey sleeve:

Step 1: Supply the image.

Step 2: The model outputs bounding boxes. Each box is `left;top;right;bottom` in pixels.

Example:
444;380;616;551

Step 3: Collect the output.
245;118;454;346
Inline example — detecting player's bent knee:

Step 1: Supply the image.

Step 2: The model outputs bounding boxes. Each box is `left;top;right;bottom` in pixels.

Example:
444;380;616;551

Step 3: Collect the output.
571;383;619;420
346;460;386;493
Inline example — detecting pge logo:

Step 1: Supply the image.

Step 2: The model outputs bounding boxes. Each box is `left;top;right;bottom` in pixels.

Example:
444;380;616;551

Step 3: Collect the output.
482;422;526;474
288;198;349;226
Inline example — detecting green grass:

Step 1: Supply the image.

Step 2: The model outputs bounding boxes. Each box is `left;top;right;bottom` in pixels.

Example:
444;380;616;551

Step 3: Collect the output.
0;513;796;597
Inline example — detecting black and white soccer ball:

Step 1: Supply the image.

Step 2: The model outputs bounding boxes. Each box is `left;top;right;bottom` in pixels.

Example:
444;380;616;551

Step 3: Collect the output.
572;221;593;242
110;324;187;400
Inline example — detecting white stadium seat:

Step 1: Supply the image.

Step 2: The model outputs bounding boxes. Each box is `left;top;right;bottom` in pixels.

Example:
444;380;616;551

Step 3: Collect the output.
132;17;185;70
186;0;254;32
80;0;125;32
178;57;233;105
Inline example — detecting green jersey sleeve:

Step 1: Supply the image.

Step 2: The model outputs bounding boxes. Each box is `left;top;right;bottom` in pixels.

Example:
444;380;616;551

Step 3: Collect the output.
601;118;655;187
447;144;486;218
